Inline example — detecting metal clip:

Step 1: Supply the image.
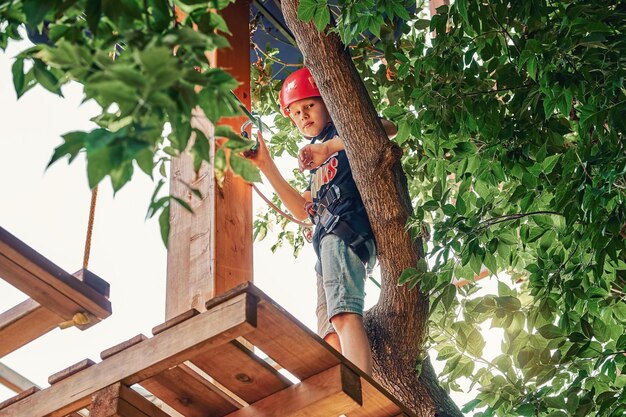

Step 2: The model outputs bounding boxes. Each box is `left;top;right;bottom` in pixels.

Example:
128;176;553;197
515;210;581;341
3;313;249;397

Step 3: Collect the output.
320;210;340;232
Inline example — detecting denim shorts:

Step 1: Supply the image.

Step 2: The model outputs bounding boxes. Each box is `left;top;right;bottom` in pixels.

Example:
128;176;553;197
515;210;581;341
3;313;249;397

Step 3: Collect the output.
315;234;376;338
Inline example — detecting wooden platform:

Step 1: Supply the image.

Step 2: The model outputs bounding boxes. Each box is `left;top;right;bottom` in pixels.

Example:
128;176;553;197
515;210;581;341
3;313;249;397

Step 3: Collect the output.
0;227;112;358
0;283;414;417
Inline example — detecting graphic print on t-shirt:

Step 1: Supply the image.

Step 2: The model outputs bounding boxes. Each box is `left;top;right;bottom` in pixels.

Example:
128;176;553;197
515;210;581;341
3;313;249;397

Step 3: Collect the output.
309;154;338;200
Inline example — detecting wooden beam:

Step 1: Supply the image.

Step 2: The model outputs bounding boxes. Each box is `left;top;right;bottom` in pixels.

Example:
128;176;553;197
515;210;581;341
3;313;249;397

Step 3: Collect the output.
243;298;340;381
100;335;148;360
0;386;39;411
90;383;171;417
0;298;60;358
0;227;111;323
166;131;216;318
0;362;37;393
165;0;253;320
48;359;95;385
224;365;362;417
0;292;257;417
209;0;253;297
207;283;414;416
190;339;292;404
350;376;405;417
140;363;240;417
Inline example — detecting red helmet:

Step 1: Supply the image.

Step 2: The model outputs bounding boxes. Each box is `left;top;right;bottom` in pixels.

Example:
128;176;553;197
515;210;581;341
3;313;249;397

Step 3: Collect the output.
279;67;321;117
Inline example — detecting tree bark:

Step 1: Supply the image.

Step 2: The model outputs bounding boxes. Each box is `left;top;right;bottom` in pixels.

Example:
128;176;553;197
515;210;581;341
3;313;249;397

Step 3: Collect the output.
280;2;462;416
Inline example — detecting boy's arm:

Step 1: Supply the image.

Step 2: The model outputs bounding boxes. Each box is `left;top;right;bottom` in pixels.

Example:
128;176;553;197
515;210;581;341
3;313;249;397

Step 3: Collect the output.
299;118;397;171
246;135;310;221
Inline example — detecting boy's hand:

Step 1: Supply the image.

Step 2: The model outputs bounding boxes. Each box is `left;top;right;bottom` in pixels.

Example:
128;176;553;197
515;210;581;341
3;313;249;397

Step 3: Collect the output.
298;141;331;172
244;132;271;171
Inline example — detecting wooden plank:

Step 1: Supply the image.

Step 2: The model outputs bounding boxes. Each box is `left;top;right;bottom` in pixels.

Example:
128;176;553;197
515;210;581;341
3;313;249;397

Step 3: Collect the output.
0;362;37;393
190;339;292;404
0;292;257;417
208;284;416;417
166;146;216;319
101;335;147;360
152;309;199;336
140;364;239;417
0;227;112;323
90;382;171;417
0;298;60;357
165;0;253;318
210;0;253;297
244;297;340;380
0;386;39;410
224;364;361;417
72;269;110;298
48;359;95;385
347;377;405;417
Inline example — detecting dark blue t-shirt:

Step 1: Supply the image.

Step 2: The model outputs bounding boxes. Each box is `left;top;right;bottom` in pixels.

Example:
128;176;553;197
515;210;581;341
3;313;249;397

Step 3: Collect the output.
306;124;373;256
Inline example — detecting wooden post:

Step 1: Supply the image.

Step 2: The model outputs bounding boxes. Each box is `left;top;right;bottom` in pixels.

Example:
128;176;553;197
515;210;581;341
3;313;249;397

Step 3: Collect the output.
208;0;254;298
90;383;170;417
166;0;253;320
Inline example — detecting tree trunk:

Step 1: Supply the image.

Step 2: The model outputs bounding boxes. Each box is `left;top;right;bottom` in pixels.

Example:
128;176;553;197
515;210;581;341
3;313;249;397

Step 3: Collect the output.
280;2;462;416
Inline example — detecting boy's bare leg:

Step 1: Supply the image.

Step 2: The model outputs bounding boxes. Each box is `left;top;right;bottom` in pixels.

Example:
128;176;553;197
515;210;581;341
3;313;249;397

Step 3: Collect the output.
324;332;342;352
331;312;373;376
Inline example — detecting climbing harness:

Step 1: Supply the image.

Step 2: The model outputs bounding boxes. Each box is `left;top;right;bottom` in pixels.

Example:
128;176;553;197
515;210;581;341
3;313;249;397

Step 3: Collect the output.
308;183;371;265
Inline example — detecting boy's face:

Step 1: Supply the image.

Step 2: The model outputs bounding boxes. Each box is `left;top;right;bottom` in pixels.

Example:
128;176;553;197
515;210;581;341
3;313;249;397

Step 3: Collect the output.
287;97;331;138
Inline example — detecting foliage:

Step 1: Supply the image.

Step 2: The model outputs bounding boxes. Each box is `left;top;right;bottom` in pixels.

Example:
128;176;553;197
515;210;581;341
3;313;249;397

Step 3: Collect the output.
0;0;257;245
357;0;624;415
258;0;626;415
3;0;626;415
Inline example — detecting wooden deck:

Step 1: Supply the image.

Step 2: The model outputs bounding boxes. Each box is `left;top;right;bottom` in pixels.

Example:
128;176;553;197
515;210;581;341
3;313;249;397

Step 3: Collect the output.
0;283;414;417
0;226;112;359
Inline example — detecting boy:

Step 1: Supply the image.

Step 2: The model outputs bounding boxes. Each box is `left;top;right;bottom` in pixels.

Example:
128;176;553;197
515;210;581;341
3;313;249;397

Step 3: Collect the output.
247;67;396;375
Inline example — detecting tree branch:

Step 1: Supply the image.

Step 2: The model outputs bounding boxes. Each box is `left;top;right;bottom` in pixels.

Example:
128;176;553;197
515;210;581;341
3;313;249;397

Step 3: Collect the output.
476;211;562;232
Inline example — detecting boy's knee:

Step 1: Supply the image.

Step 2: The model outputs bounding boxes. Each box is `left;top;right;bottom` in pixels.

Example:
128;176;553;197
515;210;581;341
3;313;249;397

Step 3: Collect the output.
330;312;363;331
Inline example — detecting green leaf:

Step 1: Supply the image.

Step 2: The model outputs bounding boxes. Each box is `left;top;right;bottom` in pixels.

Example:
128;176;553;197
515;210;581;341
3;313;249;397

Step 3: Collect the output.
33;60;63;96
48;131;87;167
230;154;261;183
86;0;102;35
542;154;560;174
297;0;318;22
462;398;482;413
421;200;439;211
11;58;24;98
498;296;521;311
484;252;497;275
436;345;458;361
158;204;170;247
23;0;57;27
538;324;564;339
110;161;134;193
313;5;330;32
469;253;482;275
466;328;485;356
432;180;442;201
413;19;430;30
441;284;457;311
399;267;419;285
516;403;535;417
87;146;115;188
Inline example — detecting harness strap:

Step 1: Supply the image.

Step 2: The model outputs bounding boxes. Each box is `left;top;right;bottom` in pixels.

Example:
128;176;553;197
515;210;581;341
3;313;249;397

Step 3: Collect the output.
330;220;371;264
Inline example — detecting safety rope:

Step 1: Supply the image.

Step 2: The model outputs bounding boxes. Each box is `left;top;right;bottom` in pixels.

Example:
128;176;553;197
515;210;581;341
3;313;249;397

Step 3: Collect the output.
252;184;312;227
82;186;98;269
